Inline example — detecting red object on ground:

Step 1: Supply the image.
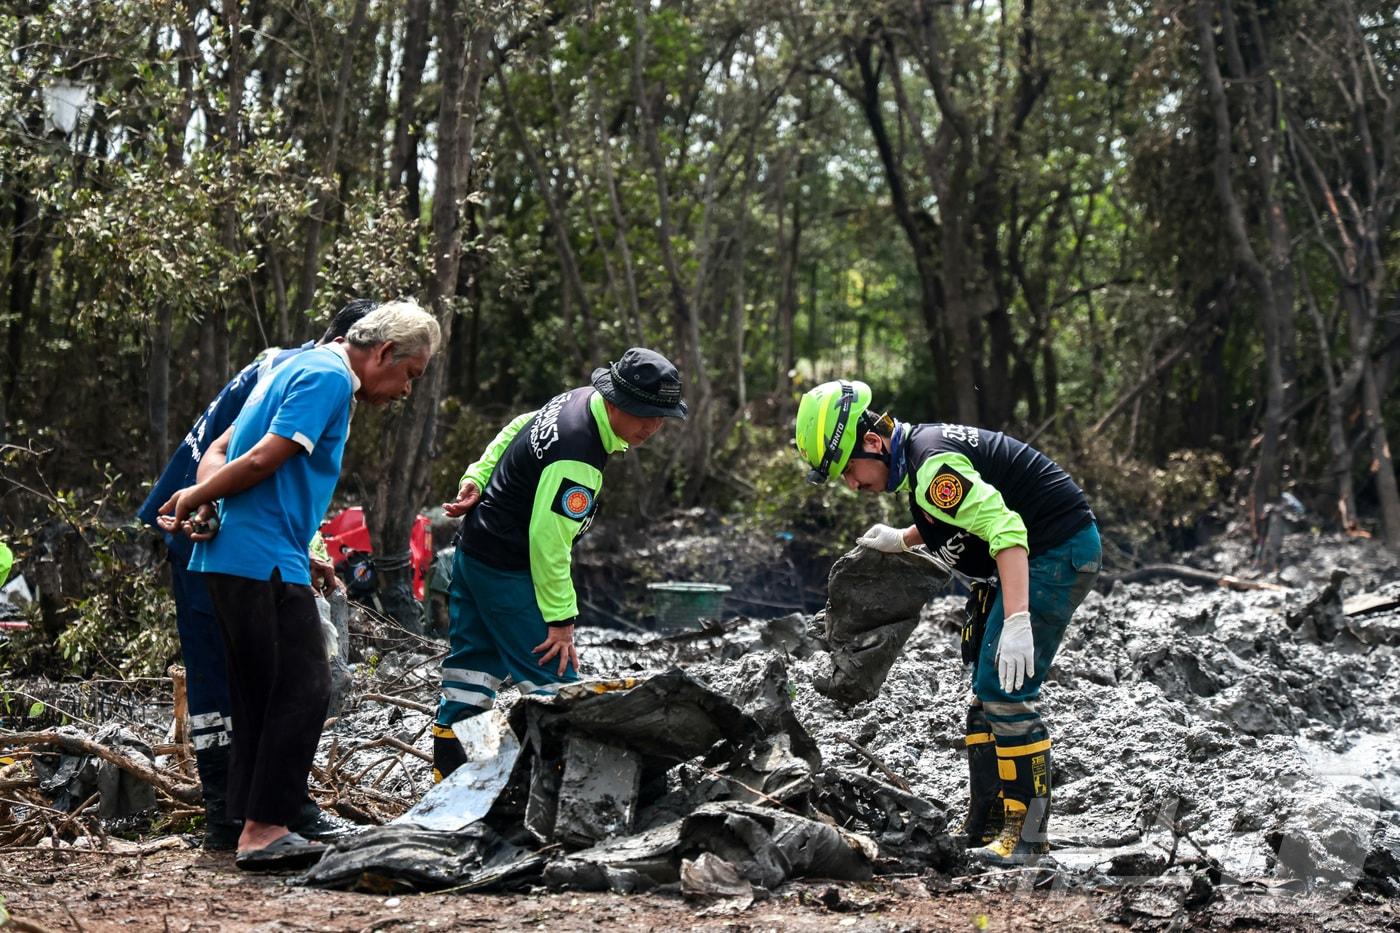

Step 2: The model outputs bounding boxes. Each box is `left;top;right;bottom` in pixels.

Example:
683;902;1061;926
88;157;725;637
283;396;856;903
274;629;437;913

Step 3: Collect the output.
319;507;432;600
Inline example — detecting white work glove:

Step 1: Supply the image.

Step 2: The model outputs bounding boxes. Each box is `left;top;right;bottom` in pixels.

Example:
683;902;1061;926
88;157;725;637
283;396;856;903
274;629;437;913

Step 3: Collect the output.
857;523;909;553
996;611;1035;693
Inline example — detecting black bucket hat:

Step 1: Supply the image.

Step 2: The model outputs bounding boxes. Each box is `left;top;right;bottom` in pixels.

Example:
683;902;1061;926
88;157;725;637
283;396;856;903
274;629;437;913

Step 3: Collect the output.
591;347;688;420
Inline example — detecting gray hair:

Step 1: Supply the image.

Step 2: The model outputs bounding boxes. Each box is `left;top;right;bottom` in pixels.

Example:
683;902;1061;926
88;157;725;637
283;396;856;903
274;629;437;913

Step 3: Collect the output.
345;300;441;361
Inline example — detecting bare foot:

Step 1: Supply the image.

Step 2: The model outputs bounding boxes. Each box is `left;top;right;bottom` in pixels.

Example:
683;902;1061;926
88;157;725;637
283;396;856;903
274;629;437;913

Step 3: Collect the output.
237;820;293;853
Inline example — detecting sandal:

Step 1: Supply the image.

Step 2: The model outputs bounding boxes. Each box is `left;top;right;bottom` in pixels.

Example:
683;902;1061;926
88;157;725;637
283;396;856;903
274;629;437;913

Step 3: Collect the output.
234;831;327;872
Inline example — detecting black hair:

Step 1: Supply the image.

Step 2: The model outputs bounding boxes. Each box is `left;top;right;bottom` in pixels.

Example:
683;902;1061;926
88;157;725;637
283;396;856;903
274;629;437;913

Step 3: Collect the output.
858;408;895;438
319;299;379;344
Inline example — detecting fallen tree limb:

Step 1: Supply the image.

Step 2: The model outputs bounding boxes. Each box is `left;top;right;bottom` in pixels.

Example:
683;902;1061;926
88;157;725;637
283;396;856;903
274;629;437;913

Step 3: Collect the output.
0;731;201;806
360;693;433;715
838;736;912;792
1105;564;1288;592
1343;593;1400;616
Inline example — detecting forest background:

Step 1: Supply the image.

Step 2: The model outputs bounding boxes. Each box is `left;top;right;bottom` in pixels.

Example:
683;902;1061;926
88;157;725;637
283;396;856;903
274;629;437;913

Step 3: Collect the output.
1;0;1397;674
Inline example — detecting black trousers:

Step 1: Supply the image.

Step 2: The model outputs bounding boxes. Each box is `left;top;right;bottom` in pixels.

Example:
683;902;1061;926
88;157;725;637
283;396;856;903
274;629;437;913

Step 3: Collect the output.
204;571;330;826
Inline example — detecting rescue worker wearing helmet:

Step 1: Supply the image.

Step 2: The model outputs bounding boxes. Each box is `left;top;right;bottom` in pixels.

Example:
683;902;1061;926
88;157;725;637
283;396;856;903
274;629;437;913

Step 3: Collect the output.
794;380;1101;866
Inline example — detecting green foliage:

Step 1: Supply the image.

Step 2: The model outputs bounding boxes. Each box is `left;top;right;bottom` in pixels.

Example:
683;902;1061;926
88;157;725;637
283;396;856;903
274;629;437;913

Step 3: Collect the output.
0;459;177;680
316;188;426;317
1072;446;1232;558
720;422;898;563
55;561;177;679
2;0;1397;587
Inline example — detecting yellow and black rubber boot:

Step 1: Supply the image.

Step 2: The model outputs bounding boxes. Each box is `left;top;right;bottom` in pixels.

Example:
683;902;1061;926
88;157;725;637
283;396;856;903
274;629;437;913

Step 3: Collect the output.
970;729;1052;866
431;723;466;783
956;705;1004;847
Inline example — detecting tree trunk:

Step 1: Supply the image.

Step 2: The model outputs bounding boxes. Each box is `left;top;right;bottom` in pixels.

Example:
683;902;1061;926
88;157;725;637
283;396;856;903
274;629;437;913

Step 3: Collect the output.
773;106;803;410
2;19;45;420
448;205;482;401
1195;0;1292;556
390;0;431;225
201;0;246;397
494;46;595;371
587;71;644;344
1360;363;1400;551
1303;287;1359;532
1272;0;1396;544
294;0;371;312
631;0;711;505
366;0;492;630
730;131;758;413
4;186;40;411
148;305;173;473
846;36;957;415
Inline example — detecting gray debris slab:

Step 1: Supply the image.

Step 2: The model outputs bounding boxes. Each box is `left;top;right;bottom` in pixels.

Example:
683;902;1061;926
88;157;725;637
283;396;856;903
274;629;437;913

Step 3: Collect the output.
33;724;156;819
543;801;878;894
554;735;643;847
513;668;759;766
812;768;959;872
681;852;756;909
542;820;684;892
814;547;949;706
679;801;876;887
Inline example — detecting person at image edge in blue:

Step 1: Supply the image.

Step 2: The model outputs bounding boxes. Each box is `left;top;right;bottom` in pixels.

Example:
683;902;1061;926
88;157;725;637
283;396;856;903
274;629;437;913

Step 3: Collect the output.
158;301;440;871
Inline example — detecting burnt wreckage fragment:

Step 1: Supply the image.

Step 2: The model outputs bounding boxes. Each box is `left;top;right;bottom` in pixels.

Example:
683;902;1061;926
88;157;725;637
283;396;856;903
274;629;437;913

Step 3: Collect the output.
306;661;960;893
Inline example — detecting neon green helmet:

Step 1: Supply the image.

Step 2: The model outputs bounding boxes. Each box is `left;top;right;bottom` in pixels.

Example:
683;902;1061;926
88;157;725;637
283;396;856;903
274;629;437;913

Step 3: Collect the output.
794;380;872;484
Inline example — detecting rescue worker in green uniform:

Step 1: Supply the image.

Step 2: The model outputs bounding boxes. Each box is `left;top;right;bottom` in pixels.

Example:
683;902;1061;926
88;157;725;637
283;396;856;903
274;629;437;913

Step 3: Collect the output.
794;379;1101;865
431;348;687;782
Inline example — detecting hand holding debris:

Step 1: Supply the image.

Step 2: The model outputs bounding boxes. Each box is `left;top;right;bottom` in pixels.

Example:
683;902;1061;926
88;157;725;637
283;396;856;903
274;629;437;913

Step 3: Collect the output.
442;480;482;518
996;610;1034;692
310;554;343;595
856;523;910;553
534;623;579;676
156;495;220;541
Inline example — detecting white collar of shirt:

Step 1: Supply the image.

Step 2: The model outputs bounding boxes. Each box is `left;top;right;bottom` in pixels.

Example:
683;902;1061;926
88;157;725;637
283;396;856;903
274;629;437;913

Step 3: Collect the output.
321;341;361;393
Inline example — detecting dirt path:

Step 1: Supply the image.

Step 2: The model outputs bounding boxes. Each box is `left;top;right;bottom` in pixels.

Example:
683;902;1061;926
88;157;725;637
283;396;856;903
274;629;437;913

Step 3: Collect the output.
4;846;1397;932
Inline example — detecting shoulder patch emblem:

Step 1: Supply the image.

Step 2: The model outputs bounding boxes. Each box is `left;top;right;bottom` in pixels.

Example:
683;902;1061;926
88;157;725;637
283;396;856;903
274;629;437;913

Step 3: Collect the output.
552;479;596;522
928;466;968;515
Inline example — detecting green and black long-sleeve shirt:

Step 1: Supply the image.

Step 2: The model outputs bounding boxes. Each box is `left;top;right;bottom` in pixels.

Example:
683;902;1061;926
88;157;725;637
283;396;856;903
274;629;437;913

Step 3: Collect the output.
901;423;1094;582
454;388;626;621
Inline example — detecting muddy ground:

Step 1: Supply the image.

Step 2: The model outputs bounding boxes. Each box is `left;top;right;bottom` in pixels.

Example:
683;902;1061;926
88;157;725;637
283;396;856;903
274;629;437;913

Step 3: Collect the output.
7;844;1398;932
4;528;1400;931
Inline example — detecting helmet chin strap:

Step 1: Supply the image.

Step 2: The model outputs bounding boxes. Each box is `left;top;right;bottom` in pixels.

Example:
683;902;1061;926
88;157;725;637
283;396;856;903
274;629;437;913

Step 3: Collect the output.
883;419;907;491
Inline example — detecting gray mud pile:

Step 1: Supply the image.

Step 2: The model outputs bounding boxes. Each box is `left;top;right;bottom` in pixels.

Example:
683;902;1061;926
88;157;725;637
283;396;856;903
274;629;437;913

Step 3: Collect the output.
685;533;1400;900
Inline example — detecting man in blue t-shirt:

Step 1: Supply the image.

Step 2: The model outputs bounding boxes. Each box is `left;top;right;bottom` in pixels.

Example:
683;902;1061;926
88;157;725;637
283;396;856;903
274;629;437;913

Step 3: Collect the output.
137;299;375;850
159;301;440;871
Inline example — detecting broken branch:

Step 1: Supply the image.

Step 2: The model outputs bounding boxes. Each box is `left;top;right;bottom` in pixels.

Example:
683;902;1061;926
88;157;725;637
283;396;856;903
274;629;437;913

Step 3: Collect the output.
0;732;201;806
360;693;433;715
1104;564;1288;592
838;736;912;791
